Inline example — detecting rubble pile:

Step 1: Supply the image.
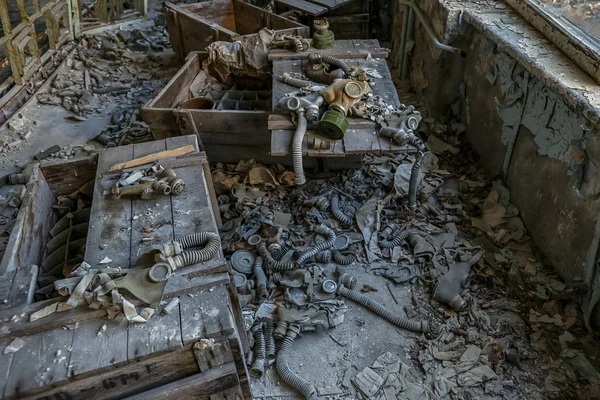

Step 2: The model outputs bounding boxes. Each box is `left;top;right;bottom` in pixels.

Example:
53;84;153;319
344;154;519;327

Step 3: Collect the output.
213;124;597;399
33;23;179;147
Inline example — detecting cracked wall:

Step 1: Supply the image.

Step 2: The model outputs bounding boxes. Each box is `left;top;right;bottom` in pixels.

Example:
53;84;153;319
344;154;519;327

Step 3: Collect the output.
408;0;600;288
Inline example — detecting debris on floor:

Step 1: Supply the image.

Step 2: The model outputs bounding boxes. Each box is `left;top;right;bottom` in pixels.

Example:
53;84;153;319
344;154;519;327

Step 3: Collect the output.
214;127;595;399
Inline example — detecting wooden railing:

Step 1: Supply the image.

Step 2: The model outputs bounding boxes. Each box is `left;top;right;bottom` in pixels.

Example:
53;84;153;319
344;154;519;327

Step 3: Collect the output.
0;0;146;109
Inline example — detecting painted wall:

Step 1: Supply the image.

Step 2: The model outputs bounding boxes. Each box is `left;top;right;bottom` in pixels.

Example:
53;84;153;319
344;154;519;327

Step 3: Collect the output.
406;0;600;290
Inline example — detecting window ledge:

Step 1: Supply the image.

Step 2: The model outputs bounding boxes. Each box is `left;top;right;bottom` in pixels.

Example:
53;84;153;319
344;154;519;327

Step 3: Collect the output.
431;0;600;130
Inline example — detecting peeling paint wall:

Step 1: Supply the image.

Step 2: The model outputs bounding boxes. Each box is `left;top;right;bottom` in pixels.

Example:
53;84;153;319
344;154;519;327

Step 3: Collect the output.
407;0;600;290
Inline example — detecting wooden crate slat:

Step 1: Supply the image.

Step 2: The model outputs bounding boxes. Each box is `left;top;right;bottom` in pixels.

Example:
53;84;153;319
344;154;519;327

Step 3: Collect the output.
3;328;73;397
18;343;200;400
179;292;205;345
122;362;239;399
69;319;129;377
127;139;183;360
201;285;235;338
268;39;389;60
275;0;328;15
85;145;134;269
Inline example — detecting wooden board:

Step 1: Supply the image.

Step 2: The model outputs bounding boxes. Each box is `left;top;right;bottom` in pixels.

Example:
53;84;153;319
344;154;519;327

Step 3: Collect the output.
268;39;389;61
128;140;183;361
40;155;98;197
123;362;239;400
3;328;74;397
0;166;56;275
85;145;134;269
271;129;346;157
18;344;200;400
275;0;328;15
69;319;129;377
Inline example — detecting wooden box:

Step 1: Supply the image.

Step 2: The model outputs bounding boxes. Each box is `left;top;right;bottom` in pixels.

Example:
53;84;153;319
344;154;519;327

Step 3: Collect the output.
141;52;280;164
0;155;98;305
165;0;309;61
0;137;251;399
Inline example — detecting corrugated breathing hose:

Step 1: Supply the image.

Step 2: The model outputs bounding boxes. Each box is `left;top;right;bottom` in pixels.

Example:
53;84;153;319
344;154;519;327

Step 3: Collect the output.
250;324;266;378
259;243;297;271
296;225;336;265
280;73;319;90
253;256;268;301
270;243;290;261
332;249;356;265
380;229;422;249
264;318;276;360
315;250;332;263
308;53;350;76
337;285;429;333
293;110;308;185
379;128;426;210
172;232;221;267
276;325;319;399
330;194;353;225
407;135;426;210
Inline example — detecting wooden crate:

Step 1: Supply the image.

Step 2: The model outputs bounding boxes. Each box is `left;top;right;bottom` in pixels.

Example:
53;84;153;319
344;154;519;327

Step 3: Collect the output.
0;155;98;279
165;0;309;61
0;137;251;399
274;0;370;39
141;52;288;165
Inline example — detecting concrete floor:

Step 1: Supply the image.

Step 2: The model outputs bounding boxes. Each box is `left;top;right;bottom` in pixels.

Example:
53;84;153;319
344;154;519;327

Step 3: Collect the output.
250;263;420;398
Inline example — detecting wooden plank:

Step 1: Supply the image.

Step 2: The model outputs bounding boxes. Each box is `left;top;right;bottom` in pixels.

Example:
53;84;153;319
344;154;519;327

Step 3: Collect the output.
193;338;238;400
342;128;382;154
232;0;263;34
40;155;98;197
142;52;202;109
19;343;199;400
268;113;378;130
0;166;55;275
267;11;309;36
128;140;174;268
123;363;239;400
276;0;327;15
182;0;236;29
69;319;129;377
201;285;235;339
179;292;205;345
127;140;183;361
268;39;389;60
109;145;195;172
3;328;73;398
271;129;345;157
84;145;133;269
174;110;270;136
199;151;222;228
127;311;182;360
309;0;352;10
165;2;237;59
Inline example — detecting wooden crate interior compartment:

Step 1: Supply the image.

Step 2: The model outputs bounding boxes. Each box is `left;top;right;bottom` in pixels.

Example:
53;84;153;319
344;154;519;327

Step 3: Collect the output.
165;0;309;60
141;52;285;164
0;156;98;305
